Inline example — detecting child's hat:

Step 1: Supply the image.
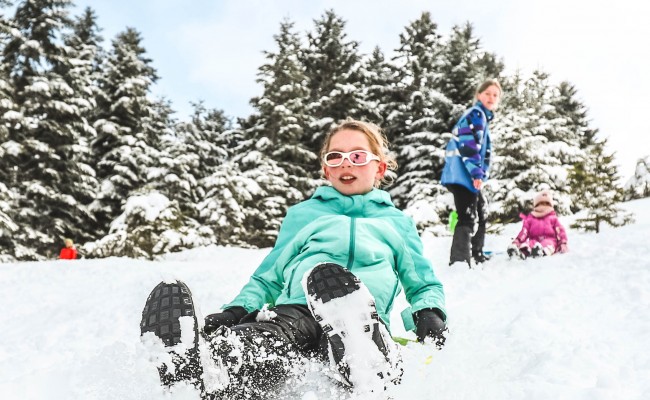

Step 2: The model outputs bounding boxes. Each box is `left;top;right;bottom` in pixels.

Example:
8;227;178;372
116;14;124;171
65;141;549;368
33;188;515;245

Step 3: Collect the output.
533;190;554;207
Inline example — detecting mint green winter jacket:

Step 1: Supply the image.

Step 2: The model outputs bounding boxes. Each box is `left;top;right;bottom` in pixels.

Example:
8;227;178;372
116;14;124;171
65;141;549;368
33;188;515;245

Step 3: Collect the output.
222;186;446;332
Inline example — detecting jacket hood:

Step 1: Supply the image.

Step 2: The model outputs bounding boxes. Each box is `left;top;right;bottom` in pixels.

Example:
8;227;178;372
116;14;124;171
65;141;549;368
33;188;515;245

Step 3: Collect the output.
312;186;395;208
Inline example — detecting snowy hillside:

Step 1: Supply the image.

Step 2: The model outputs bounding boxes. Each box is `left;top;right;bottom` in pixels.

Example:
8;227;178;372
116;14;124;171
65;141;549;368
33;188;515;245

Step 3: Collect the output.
1;199;649;400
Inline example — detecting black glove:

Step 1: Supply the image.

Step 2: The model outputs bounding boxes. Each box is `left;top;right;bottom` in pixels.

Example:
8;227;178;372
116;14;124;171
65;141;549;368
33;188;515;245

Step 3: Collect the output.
415;308;447;348
203;306;247;335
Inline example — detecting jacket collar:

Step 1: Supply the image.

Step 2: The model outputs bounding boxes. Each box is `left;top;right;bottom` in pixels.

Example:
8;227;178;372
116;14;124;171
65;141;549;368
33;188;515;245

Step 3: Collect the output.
312;186;394;207
475;101;495;122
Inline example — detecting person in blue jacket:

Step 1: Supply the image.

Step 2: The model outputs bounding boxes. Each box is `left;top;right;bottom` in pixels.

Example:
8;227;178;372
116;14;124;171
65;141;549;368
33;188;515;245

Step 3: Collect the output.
441;79;502;267
141;118;447;398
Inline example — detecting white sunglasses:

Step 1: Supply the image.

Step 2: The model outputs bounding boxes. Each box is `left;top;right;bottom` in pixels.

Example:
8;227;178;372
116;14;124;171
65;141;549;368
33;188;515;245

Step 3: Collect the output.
323;150;381;167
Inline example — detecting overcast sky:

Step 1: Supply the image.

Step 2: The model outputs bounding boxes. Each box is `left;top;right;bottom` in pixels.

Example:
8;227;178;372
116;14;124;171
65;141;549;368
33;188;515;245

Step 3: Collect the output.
73;0;649;179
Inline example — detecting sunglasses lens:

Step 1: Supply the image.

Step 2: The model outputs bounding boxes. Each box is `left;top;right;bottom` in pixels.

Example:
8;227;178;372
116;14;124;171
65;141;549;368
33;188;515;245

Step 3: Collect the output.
349;151;367;165
325;152;343;166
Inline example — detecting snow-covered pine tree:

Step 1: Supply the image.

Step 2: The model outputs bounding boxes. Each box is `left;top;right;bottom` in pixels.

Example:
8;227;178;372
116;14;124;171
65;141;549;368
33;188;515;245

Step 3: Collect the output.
84;99;216;259
197;159;255;248
0;0;19;261
243;19;318;200
90;27;160;236
233;137;302;248
624;156;650;200
385;12;452;223
302;10;364;162
357;46;399;127
173;102;231;223
58;6;106;239
83;191;211;260
488;71;580;222
2;0;100;259
568;139;633;233
437;22;504;107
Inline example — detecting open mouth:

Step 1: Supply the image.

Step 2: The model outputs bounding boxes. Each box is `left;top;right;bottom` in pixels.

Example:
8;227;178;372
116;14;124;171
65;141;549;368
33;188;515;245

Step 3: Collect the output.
340;175;356;183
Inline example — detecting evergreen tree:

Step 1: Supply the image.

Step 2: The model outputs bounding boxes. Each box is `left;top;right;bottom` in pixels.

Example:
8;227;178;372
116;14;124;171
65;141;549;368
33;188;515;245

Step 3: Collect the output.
200;132;302;248
386;12;451;216
568;139;633;233
358;46;399;126
437;22;503;107
83;191;212;260
0;0;19;260
2;0;99;259
172;101;231;225
197;159;254;247
244;19;317;199
302;10;364;159
488;71;583;222
91;27;159;235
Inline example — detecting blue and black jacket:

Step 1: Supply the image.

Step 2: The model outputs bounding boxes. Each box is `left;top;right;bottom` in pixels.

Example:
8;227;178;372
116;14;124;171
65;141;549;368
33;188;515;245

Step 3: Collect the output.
440;101;494;193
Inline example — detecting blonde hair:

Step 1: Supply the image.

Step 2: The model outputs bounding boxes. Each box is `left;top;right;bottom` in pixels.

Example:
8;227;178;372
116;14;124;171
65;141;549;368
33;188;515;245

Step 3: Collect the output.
64;238;74;246
319;118;397;188
475;78;502;99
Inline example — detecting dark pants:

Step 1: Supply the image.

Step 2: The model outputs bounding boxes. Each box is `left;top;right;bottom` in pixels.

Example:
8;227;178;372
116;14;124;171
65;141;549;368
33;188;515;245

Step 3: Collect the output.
204;304;325;399
447;184;487;263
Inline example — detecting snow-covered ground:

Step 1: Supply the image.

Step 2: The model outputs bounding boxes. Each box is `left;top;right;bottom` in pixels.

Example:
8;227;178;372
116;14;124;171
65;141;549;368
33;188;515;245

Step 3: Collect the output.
1;199;649;400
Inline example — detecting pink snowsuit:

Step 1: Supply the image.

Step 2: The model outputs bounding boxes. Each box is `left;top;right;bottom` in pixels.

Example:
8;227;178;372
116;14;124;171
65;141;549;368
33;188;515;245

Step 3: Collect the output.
513;210;568;255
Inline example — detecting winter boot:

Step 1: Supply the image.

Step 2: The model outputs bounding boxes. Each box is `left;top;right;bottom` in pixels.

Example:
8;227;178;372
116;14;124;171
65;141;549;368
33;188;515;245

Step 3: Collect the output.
507;244;519;259
531;244;543;258
472;249;491;264
303;263;402;392
140;281;203;391
449;225;473;268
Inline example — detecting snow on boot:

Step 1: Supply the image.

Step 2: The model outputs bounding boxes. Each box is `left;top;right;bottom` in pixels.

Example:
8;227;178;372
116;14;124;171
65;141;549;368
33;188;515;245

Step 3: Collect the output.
531;244;543;258
140;280;203;391
201;324;304;399
303;263;402;393
507;245;520;259
472;249;491;264
542;245;555;256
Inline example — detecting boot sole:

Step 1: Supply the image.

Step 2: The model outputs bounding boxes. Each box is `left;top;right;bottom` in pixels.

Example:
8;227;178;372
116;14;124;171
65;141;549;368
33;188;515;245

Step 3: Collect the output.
140;281;203;389
141;281;196;346
304;263;400;388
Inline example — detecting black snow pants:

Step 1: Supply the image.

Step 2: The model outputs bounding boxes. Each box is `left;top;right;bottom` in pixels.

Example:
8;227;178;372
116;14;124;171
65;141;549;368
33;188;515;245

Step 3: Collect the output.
447;184;487;264
203;304;325;399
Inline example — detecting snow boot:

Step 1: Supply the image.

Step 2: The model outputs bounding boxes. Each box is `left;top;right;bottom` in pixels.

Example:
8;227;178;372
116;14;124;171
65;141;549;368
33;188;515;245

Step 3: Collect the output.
507;244;527;260
507;245;519;259
531;244;543;258
449;225;473;268
140;281;204;391
472;249;491;264
303;263;402;392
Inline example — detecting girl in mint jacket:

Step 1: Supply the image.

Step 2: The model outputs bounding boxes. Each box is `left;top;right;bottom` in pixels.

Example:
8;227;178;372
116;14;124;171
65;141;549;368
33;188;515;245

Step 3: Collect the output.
212;120;445;391
142;119;446;398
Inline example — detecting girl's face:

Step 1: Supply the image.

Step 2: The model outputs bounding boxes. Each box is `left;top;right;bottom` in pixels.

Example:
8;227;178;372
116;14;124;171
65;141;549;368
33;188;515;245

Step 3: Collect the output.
323;129;386;196
477;85;501;111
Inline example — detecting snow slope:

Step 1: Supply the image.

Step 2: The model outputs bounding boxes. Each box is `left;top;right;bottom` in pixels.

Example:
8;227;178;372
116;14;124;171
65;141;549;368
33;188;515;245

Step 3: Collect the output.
1;199;649;400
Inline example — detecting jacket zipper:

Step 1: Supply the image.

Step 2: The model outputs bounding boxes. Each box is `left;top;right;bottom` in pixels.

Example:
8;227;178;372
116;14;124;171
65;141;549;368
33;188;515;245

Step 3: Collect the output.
346;217;356;269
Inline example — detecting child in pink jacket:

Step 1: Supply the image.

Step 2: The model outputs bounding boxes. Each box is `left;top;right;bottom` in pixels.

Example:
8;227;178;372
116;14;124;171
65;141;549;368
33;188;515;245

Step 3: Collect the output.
507;190;568;259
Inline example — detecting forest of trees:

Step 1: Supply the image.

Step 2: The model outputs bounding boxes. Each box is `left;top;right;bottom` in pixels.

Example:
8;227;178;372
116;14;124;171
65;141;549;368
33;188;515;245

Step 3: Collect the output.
0;0;637;261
